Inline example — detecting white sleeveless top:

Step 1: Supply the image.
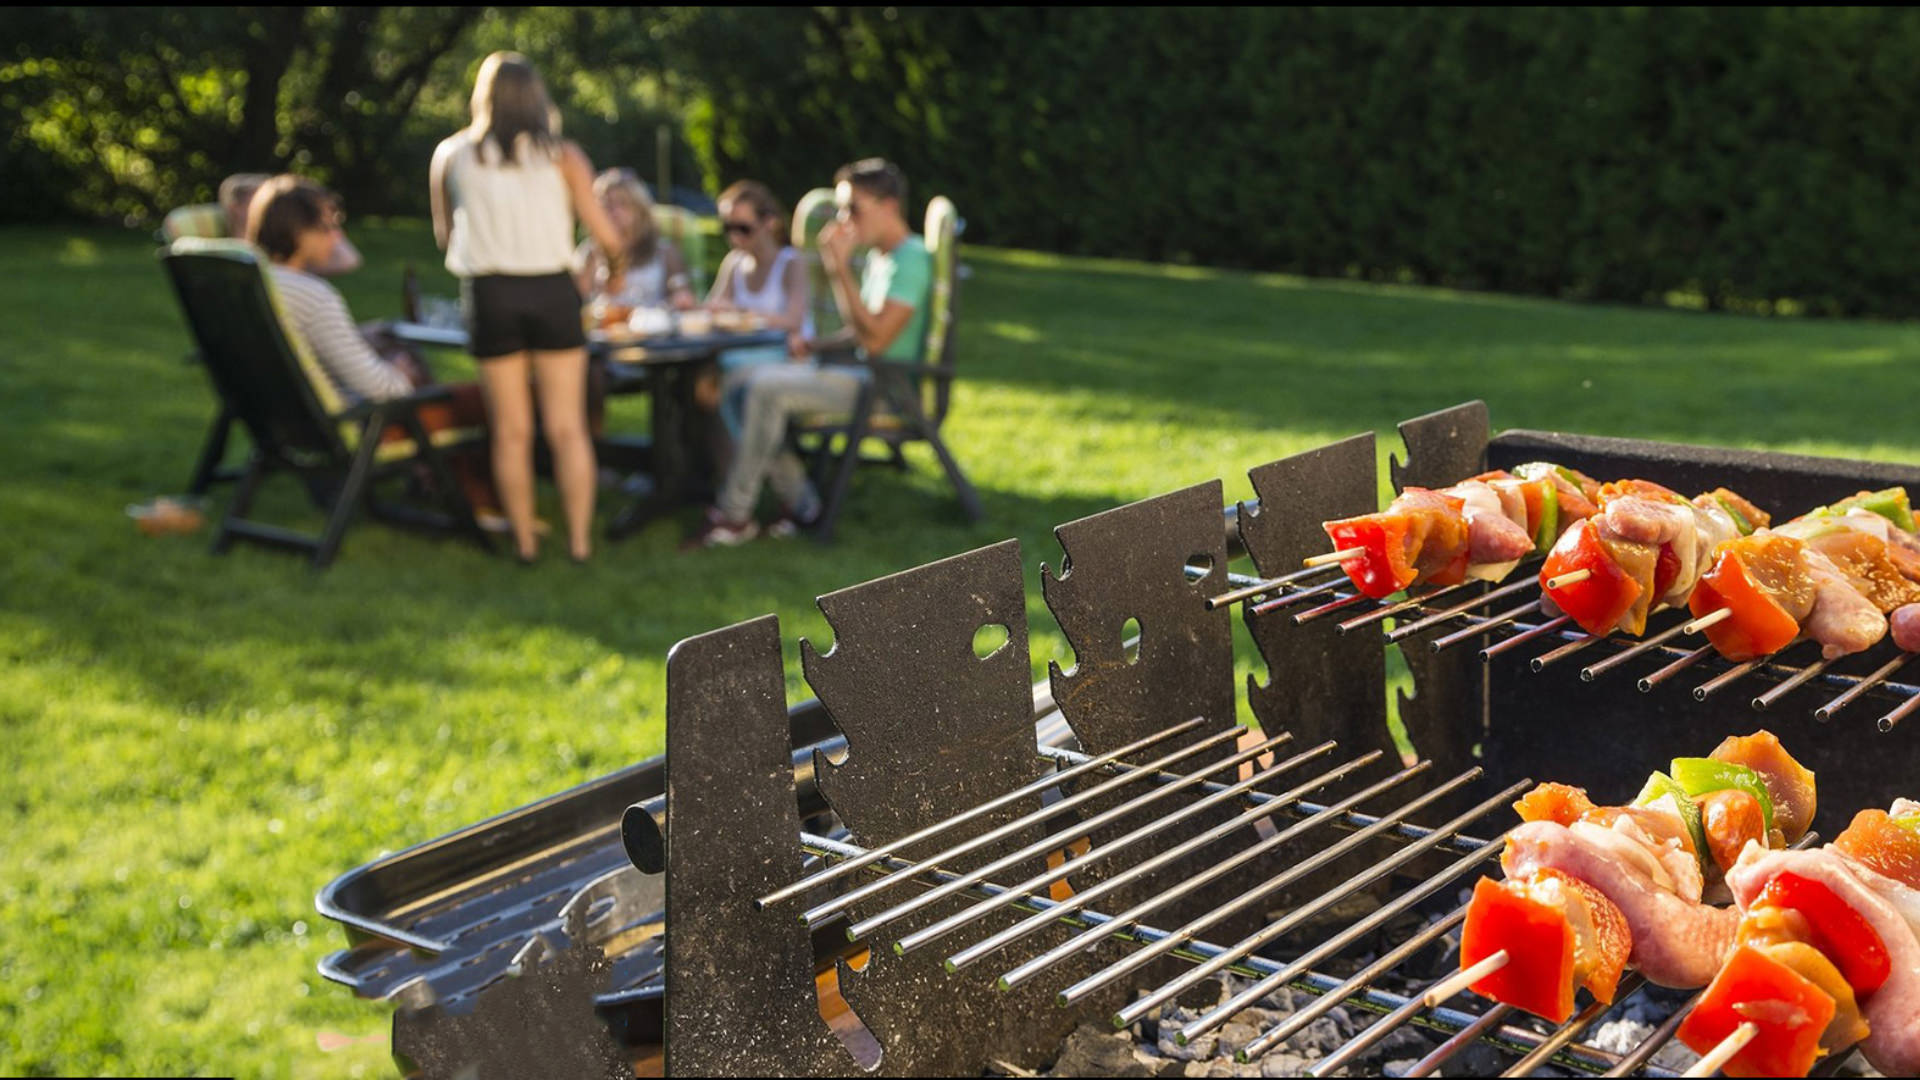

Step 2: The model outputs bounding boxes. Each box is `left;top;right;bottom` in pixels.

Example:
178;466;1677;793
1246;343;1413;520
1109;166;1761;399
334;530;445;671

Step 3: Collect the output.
441;129;575;278
730;246;813;336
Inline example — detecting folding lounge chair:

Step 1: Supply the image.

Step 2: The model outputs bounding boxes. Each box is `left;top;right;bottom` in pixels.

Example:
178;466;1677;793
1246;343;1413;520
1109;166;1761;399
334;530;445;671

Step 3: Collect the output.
791;195;983;541
160;239;492;569
154;205;250;494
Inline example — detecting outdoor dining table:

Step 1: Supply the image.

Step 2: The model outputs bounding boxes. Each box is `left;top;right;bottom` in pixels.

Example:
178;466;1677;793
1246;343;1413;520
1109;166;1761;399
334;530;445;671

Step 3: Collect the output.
388;318;787;541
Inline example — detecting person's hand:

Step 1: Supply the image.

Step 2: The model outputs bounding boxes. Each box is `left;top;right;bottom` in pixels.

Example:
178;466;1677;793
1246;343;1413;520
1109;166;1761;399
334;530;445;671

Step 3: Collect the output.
818;221;855;269
787;331;813;360
671;288;696;312
604;270;627;299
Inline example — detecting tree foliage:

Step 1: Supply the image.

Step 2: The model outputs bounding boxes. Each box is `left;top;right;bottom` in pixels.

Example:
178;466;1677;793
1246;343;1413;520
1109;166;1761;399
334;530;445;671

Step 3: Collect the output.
9;7;1920;315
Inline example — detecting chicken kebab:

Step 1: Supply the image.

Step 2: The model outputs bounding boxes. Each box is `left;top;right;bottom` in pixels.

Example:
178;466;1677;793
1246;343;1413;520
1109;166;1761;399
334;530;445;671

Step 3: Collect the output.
1453;731;1816;1022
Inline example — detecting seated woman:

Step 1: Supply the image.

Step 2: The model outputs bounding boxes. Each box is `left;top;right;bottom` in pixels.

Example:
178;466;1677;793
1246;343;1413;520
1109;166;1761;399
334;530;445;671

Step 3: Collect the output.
699;180;813;436
248;175;512;531
573;169;695;317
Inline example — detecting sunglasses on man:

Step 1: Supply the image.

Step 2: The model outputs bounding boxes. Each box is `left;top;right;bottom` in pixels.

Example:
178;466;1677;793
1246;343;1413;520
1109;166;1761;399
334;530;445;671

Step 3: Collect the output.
723;220;757;236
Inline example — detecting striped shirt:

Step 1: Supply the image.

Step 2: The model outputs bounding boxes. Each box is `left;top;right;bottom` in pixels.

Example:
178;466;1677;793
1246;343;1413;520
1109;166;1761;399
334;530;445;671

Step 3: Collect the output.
268;265;412;405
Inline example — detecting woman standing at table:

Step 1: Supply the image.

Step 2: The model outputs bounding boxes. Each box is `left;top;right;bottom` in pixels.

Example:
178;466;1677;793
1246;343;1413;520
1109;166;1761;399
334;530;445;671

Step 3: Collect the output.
430;51;626;564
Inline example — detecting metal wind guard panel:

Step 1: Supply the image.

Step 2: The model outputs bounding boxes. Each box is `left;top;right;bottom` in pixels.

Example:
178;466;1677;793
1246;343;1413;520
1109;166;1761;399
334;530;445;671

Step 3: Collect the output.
663;542;1119;1076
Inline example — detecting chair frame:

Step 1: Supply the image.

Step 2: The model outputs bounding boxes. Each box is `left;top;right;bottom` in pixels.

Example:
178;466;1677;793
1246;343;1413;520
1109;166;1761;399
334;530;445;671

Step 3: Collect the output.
162;243;493;569
791;200;982;541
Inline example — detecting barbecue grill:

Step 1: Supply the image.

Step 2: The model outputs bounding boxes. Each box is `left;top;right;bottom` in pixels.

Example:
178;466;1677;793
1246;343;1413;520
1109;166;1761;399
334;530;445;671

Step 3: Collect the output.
319;400;1915;1078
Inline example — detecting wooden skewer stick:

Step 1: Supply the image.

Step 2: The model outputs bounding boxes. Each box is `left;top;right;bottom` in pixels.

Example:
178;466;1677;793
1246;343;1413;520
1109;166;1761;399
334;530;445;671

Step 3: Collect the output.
1681;607;1733;635
1682;1021;1757;1078
1421;949;1509;1008
1302;546;1366;569
1543;568;1592;590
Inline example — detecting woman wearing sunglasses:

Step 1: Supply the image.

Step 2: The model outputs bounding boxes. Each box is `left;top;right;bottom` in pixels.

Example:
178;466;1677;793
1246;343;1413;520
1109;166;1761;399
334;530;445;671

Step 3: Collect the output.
699;181;813;438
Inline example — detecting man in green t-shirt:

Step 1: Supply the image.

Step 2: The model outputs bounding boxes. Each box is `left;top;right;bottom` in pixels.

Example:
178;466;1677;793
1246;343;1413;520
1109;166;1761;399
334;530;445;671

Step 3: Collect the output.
692;158;931;547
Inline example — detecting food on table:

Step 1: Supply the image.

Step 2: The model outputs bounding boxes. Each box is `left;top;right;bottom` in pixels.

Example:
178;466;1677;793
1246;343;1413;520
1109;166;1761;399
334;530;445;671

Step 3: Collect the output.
1320;463;1600;599
1678;808;1920;1077
1460;733;1815;1020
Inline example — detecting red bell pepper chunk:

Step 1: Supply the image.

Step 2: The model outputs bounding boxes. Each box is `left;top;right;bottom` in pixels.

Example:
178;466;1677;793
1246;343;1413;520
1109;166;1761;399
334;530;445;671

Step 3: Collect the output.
1689;550;1802;662
1540;519;1642;635
1753;873;1891;996
1460;877;1576;1022
1653;542;1681;600
1323;515;1417;599
1677;944;1835;1079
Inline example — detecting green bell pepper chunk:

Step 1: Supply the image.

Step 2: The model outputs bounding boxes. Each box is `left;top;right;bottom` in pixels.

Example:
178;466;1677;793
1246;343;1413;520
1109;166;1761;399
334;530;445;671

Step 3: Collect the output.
1633;771;1710;871
1715;495;1755;536
1532;477;1560;556
1813;487;1916;533
1669;757;1776;840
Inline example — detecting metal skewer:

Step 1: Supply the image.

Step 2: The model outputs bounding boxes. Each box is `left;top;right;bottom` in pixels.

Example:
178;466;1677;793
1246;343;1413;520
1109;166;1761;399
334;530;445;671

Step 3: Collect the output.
1293;591;1375;625
1247;578;1345;616
1206;563;1341;610
1638;644;1714;692
1694;658;1763;701
1336;580;1478;635
756;716;1209;908
937;748;1375;971
1530;632;1602;671
1500;974;1647;1077
1815;652;1914;721
1878;690;1920;732
1050;768;1483;1009
1103;779;1519;1027
1403;1003;1515;1077
834;729;1295;939
991;761;1434;992
799;724;1251;927
1236;907;1467;1062
1480;614;1572;662
1752;657;1831;710
1389;578;1539;644
1581;618;1692;681
1178;828;1515;1048
887;740;1343;957
1427;598;1542;653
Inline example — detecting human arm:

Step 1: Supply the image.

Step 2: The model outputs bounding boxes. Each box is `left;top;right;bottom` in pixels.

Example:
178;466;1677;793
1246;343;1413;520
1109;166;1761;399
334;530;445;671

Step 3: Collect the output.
558;142;627;272
429;137;456;251
291;276;416;402
819;222;915;357
663;244;696;310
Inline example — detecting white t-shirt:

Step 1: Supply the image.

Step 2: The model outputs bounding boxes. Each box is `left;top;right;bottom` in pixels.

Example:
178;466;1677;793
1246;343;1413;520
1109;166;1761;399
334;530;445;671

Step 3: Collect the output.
438;129;575;278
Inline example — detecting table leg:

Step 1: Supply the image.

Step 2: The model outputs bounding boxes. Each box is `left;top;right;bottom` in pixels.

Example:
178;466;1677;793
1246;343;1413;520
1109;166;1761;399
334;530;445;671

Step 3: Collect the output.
606;361;705;541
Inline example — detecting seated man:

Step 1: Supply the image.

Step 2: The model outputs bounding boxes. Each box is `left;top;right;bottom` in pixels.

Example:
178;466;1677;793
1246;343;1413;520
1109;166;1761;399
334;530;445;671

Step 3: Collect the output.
688;158;931;547
248;175;509;530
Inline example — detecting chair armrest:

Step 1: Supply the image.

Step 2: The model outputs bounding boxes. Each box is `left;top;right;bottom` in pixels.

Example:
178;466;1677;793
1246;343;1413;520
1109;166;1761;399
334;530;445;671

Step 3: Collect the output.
334;385;454;423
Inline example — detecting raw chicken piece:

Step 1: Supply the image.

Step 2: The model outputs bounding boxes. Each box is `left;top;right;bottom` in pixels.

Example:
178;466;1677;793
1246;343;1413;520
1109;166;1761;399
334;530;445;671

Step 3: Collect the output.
1504;821;1737;988
1802;548;1889;659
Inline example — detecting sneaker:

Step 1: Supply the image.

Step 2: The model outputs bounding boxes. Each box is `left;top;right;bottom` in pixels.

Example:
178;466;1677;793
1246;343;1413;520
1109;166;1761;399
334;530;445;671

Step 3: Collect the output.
684;509;760;550
476;512;553;537
768;495;823;539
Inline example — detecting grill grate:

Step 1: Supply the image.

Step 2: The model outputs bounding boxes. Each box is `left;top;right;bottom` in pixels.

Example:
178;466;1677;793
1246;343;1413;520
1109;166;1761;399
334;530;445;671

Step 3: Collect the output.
1213;565;1920;732
754;712;1784;1076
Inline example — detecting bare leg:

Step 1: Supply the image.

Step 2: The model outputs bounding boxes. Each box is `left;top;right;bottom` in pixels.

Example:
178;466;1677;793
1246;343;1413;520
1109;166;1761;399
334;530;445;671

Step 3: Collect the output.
478;353;539;559
532;347;596;561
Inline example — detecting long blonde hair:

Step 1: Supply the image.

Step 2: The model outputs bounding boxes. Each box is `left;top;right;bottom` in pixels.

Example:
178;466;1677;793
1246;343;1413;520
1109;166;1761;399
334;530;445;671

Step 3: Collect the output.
594;168;660;264
469;51;558;165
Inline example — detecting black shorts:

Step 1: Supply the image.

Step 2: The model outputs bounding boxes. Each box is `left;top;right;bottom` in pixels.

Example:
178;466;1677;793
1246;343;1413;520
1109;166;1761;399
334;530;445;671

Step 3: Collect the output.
462;272;585;359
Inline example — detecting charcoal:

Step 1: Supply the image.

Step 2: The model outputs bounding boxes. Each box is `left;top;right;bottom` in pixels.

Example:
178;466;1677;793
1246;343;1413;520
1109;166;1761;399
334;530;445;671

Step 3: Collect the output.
1158;1028;1218;1062
1437;1041;1507;1077
1368;1024;1436;1060
1256;1053;1313;1078
1214;1022;1259;1059
1050;1023;1151;1077
1382;1059;1422;1078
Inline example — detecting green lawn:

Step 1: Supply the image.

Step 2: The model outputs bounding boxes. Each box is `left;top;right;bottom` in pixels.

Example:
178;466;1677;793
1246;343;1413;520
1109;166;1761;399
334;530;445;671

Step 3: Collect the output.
4;220;1919;1077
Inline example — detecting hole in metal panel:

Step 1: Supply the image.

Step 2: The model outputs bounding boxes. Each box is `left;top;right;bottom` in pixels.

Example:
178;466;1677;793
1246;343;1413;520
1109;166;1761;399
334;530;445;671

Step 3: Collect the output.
972;622;1010;660
1122;617;1142;665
